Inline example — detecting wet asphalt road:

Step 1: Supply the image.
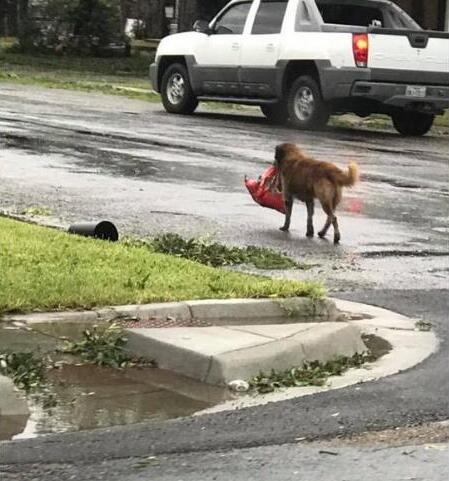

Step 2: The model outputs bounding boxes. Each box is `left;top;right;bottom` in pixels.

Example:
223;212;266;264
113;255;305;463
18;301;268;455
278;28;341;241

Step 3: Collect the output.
0;85;448;292
3;436;449;481
0;85;448;477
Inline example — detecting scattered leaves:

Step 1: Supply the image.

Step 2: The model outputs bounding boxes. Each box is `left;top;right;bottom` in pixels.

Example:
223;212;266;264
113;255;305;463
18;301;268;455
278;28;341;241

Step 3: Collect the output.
0;351;46;393
415;320;432;332
126;233;308;270
249;353;373;394
20;206;53;216
59;322;151;368
0;351;57;408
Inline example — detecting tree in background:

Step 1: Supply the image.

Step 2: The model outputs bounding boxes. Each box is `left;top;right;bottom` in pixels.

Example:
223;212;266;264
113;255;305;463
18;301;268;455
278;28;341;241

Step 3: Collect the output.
144;0;167;39
0;0;18;36
17;0;32;49
11;0;126;54
178;0;227;32
71;0;122;52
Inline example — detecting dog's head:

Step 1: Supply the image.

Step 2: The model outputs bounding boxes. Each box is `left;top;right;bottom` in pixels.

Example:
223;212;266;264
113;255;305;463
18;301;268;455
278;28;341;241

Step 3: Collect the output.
274;143;302;168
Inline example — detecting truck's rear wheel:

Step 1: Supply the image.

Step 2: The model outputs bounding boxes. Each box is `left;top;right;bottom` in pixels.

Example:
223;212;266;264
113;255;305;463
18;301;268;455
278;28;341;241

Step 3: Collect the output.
391;111;434;136
260;103;289;124
287;75;329;130
161;63;198;115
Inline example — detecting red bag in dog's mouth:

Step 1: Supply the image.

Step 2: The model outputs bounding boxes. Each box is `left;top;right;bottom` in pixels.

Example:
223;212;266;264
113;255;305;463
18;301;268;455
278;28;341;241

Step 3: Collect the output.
245;166;285;214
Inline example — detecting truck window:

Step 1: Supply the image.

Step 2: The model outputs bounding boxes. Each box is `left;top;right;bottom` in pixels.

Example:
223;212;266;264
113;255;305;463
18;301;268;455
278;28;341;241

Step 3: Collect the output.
214;1;252;34
251;0;289;34
317;2;384;27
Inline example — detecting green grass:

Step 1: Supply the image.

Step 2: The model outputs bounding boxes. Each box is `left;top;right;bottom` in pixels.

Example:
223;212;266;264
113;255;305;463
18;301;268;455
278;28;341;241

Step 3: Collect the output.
435;110;449;127
0;44;159;101
330;111;448;132
0;217;323;314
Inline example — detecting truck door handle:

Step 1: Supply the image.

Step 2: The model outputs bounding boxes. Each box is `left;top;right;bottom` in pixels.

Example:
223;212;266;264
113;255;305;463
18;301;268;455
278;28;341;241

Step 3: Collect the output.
232;43;240;50
266;43;275;51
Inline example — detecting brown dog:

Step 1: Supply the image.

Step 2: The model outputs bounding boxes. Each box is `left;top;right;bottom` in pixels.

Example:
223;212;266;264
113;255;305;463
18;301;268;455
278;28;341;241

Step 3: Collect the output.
274;143;359;244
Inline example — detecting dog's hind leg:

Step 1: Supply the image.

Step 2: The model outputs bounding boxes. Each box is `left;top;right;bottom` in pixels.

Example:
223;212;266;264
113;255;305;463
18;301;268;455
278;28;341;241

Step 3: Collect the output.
280;195;293;232
318;204;340;244
318;201;334;240
332;187;342;244
306;200;314;237
333;188;342;210
332;216;341;244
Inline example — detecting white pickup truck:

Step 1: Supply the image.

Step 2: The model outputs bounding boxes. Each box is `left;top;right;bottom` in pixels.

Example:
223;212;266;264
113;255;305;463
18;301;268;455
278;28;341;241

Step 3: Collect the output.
150;0;449;136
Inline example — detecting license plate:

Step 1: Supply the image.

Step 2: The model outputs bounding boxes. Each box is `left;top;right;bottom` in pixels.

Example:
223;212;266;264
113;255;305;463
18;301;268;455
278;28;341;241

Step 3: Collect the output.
405;86;426;98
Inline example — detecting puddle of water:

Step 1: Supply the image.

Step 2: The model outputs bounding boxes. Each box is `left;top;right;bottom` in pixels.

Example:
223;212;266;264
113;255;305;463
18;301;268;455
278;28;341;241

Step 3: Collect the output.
0;324;230;441
10;364;228;441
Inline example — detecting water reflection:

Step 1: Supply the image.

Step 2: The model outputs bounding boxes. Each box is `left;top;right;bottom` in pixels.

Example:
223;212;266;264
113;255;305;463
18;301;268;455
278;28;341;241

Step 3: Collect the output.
5;364;229;440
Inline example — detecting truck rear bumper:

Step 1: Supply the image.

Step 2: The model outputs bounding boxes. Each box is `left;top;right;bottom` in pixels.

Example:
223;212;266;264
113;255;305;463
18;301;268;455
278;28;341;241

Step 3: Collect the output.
351;81;449;113
319;64;449;113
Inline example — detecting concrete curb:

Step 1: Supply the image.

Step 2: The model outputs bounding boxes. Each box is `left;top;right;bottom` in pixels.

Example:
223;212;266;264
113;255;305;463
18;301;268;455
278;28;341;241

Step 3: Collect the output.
1;297;338;325
1;297;344;386
197;298;438;414
1;297;437;393
126;322;365;385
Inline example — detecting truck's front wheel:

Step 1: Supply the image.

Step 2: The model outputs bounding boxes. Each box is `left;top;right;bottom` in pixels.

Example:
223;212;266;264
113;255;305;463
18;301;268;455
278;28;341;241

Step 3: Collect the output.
161;63;198;115
287;75;329;130
392;111;434;136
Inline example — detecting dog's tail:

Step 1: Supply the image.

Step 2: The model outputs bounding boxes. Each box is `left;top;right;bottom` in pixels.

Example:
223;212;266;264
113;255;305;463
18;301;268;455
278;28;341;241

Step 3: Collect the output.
336;162;359;187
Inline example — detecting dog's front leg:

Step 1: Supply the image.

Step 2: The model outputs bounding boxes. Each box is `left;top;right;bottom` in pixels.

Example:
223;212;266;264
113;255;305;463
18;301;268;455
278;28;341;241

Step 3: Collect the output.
306;200;314;237
280;195;293;232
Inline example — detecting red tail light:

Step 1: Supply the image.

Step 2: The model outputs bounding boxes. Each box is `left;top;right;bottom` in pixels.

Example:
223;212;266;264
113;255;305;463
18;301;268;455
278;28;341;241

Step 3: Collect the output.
353;33;369;68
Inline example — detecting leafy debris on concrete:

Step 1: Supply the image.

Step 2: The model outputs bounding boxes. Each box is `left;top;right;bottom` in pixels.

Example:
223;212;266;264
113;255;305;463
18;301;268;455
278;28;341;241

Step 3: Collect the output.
249;353;373;394
20;206;53;216
125;233;309;270
0;351;47;393
59;322;153;368
415;319;433;332
0;351;57;408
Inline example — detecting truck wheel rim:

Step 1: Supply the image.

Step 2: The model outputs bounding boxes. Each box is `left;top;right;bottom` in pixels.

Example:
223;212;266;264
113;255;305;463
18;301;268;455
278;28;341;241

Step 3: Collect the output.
294;86;315;121
167;73;185;105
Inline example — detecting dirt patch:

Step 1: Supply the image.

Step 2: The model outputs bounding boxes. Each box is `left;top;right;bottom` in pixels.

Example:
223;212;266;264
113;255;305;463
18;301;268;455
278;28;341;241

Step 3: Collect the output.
332;422;449;447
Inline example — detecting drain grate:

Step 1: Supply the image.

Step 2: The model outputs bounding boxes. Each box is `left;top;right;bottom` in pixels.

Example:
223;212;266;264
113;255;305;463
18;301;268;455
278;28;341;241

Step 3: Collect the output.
119;317;212;329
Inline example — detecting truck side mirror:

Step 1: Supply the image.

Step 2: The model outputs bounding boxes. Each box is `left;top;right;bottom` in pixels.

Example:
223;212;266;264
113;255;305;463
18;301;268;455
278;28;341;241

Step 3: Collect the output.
193;20;211;34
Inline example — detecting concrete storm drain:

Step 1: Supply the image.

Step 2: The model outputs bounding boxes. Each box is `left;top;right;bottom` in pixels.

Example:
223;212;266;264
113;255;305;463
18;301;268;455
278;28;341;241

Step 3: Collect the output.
0;297;437;440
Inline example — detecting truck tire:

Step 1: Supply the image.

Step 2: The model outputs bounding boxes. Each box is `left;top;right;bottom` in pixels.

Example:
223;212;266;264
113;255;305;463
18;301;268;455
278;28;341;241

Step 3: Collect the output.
161;63;198;115
392;111;434;136
260;103;289;124
287;75;329;130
